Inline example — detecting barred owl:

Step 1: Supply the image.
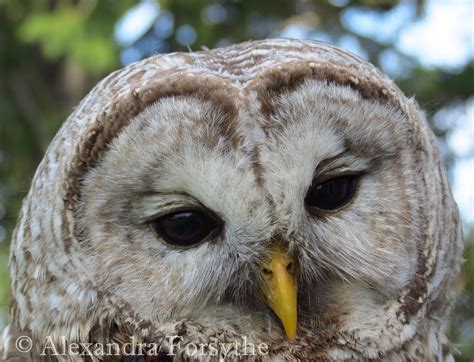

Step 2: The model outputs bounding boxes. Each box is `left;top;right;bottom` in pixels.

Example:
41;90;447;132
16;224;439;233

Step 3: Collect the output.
1;39;463;360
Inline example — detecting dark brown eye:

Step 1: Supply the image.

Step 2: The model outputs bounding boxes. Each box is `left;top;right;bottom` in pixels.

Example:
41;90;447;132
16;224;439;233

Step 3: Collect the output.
305;175;358;212
150;209;221;247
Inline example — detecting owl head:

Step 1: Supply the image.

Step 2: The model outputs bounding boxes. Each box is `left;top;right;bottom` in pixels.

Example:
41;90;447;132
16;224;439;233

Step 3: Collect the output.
7;39;462;360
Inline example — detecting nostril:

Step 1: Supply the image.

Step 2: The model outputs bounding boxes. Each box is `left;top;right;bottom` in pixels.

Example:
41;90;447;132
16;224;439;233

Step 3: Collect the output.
287;262;294;273
262;267;272;275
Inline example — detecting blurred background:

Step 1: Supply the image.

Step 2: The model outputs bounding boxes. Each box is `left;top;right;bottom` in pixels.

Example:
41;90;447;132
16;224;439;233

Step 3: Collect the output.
0;0;473;358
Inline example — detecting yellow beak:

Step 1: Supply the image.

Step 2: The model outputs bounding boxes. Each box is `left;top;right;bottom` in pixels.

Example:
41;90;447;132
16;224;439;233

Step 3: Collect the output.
260;246;297;339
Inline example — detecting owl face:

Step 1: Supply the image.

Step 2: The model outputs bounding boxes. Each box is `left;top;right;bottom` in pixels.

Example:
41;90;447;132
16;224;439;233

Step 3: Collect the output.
78;78;420;340
5;40;461;360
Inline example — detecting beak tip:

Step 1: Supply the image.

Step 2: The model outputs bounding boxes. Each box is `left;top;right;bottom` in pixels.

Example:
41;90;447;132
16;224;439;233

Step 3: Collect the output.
283;318;297;340
286;330;296;340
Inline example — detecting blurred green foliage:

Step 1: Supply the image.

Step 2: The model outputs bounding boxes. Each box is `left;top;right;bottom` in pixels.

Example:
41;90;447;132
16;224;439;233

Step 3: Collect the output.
0;0;473;358
16;1;137;75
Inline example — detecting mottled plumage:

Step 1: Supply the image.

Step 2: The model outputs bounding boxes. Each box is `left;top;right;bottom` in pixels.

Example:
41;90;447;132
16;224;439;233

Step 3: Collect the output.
1;39;463;361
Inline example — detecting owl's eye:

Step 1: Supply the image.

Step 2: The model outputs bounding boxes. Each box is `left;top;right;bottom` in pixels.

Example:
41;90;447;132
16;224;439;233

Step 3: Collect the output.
150;209;221;247
305;175;358;212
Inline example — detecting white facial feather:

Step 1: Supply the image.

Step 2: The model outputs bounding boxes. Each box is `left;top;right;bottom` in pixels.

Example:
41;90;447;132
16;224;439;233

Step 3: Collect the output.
76;79;422;345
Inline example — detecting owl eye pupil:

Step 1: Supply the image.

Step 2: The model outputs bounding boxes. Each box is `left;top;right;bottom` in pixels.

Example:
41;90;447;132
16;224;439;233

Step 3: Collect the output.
151;210;221;247
305;175;358;212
